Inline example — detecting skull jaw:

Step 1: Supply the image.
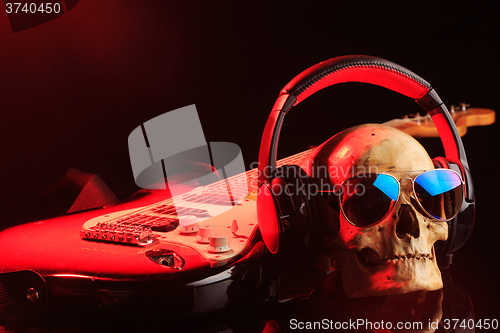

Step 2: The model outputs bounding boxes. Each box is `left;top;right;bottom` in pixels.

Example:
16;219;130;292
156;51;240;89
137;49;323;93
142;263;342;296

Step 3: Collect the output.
339;247;443;298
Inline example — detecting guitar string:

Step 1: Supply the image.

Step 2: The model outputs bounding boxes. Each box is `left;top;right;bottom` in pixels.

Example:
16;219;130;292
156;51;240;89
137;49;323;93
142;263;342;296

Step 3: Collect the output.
92;149;312;228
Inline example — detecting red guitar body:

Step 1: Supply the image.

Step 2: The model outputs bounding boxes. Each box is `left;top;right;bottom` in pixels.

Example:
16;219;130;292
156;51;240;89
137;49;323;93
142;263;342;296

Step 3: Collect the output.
0;151;315;323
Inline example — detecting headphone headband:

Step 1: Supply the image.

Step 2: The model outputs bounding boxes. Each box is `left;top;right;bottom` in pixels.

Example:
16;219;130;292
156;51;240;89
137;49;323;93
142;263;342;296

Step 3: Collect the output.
258;55;471;200
282;55;431;104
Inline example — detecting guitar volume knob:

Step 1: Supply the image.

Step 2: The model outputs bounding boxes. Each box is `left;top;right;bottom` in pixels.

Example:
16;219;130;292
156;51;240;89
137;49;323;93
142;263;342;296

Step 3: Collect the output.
196;225;216;244
207;235;231;253
178;215;199;234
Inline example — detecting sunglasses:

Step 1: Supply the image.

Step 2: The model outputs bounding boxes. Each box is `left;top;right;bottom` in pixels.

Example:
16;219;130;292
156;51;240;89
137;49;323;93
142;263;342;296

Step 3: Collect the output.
336;169;464;227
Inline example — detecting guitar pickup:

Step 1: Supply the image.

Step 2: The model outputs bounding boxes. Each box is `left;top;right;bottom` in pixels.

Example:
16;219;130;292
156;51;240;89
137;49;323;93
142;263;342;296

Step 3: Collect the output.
181;193;239;206
151;205;211;218
140;217;179;232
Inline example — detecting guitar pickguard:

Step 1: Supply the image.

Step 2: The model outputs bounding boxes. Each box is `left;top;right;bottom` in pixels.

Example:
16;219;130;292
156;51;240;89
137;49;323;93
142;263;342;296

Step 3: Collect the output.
81;194;260;263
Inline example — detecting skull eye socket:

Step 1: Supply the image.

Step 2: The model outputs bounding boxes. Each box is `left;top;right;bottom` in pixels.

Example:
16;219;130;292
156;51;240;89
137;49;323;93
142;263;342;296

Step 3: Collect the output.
340;174;399;227
414;169;464;221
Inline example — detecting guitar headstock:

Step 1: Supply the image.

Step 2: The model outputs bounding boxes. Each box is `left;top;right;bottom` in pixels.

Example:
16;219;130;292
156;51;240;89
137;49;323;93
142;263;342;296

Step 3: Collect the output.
383;103;496;138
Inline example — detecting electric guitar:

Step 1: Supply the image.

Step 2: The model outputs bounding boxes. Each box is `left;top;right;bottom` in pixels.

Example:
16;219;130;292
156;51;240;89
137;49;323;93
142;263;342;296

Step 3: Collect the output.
0;105;494;321
382;104;495;137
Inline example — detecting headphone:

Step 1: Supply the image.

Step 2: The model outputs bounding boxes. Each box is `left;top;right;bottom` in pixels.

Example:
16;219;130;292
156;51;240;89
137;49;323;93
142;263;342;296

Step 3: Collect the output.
256;55;475;265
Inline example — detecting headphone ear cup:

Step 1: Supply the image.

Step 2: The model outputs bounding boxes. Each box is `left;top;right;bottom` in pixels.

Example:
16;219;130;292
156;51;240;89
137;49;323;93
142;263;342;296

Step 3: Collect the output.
257;165;314;259
431;157;475;263
432;156;449;169
431;157;455;260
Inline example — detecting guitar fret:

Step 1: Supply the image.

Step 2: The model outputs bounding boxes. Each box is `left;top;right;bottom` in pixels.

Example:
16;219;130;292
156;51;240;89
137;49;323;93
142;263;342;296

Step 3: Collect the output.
174;149;312;204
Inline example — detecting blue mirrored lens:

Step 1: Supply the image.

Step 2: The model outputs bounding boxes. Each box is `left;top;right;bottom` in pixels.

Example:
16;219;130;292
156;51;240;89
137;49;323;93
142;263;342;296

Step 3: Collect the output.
341;173;398;227
415;169;461;197
414;169;463;220
373;174;399;201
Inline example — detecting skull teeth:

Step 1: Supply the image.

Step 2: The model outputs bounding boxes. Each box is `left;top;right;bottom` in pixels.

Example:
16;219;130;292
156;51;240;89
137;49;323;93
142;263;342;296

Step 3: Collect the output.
357;248;433;267
385;253;432;263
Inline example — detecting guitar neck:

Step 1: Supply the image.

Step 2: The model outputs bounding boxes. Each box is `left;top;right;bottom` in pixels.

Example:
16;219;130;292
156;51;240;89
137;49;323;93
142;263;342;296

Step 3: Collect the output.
382;107;496;138
206;149;312;195
125;149;314;216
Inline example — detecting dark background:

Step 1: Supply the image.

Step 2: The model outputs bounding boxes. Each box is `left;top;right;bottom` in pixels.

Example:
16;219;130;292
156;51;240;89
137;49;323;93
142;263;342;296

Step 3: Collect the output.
1;0;499;327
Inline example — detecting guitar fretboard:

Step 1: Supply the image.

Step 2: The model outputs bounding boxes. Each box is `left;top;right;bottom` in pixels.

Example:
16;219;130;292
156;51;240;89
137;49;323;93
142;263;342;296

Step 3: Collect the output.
178;149;313;205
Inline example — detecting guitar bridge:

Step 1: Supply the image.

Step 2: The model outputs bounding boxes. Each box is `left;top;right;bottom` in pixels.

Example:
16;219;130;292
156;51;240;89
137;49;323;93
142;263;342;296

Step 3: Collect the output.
80;223;157;246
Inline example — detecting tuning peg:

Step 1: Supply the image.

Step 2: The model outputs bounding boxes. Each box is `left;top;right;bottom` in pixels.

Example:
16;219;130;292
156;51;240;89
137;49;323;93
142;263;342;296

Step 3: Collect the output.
459;102;470;111
412;112;422;125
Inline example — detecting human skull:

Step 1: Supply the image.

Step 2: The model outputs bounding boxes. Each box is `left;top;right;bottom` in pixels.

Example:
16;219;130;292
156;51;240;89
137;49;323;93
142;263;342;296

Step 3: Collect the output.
305;124;448;298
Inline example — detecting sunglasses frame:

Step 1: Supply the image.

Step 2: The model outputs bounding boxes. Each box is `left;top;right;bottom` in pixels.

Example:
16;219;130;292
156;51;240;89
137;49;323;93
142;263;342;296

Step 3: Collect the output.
338;169;465;228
